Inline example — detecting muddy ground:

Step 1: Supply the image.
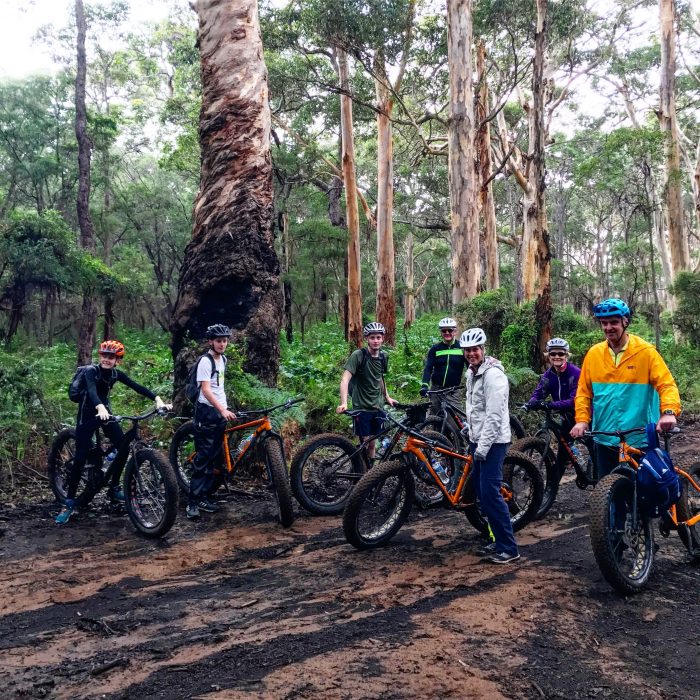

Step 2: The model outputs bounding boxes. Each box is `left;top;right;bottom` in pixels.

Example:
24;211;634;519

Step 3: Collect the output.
1;431;699;700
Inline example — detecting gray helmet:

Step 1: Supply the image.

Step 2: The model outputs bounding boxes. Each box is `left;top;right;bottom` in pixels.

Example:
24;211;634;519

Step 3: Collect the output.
363;322;386;336
459;327;487;348
205;323;231;339
546;337;570;352
438;317;457;329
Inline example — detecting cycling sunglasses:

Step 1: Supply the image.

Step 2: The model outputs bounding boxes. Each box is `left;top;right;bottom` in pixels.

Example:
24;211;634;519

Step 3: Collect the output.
548;351;567;357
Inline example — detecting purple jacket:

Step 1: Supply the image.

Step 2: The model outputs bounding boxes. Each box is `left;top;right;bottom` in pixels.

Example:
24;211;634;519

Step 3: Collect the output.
527;363;581;411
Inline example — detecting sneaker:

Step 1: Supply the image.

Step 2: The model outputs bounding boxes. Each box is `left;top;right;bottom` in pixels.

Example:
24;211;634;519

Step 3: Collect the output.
107;486;125;503
197;499;220;513
474;542;498;557
55;500;76;525
186;503;201;520
482;551;521;565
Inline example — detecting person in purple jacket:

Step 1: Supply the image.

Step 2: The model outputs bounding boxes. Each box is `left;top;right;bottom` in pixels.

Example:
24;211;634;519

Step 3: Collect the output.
526;337;581;475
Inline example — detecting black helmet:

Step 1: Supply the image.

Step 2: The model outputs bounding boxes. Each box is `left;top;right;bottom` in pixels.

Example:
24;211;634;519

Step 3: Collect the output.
205;324;231;339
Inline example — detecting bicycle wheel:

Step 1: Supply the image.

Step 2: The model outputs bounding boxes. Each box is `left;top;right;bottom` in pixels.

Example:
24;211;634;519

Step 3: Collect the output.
417;417;463;454
463;450;543;535
509;414;526;440
589;473;655;595
263;439;295;528
290;433;364;515
409;429;454;506
676;460;700;560
124;448;179;538
343;458;415;550
510;436;558;519
47;428;103;507
169;421;196;494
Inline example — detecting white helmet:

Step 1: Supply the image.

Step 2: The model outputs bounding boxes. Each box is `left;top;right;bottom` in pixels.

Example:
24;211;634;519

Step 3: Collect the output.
546;337;570;352
459;327;487;348
438;317;457;329
363;321;386;336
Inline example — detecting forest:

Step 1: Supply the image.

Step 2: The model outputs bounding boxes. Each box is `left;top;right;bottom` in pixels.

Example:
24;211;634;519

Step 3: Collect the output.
1;0;700;484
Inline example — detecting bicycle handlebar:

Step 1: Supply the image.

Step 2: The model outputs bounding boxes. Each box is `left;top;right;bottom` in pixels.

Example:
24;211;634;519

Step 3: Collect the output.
235;396;304;420
584;426;681;439
109;407;170;422
426;385;464;396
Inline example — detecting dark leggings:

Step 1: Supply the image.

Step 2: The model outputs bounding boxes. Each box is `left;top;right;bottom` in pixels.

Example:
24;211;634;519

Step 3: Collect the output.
189;403;226;505
68;418;124;500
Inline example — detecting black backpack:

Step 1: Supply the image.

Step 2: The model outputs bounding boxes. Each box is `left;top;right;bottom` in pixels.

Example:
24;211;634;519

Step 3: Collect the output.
185;353;226;404
348;348;389;396
68;364;102;403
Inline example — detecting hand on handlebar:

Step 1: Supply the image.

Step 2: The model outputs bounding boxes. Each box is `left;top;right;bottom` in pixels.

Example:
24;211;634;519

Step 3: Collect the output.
419;386;429;398
570;421;589;439
154;396;173;412
336;403;348;414
220;408;237;421
96;404;110;421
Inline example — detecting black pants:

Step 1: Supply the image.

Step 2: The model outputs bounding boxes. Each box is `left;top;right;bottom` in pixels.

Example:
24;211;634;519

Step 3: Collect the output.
594;442;621;480
189;403;226;505
556;413;575;477
68;417;125;500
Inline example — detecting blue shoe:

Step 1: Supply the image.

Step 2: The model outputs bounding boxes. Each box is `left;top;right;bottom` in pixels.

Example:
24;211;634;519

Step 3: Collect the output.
55;500;76;525
107;486;125;503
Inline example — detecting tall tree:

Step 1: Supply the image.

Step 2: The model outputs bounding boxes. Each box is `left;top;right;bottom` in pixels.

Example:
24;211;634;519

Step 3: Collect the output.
446;0;479;304
171;0;282;389
75;0;98;365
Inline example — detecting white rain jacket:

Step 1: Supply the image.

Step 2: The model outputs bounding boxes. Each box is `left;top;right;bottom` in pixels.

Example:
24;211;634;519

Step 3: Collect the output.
465;356;511;459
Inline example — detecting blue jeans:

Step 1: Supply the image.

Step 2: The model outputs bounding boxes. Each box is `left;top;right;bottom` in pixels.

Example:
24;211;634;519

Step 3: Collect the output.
470;442;518;556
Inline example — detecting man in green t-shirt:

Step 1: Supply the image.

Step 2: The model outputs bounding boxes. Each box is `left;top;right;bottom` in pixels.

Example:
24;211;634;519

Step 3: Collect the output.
337;321;397;458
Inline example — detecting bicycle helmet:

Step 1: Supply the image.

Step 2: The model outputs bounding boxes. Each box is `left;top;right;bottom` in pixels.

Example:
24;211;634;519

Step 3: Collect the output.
546;337;570;353
592;298;630;319
363;322;386;336
438;317;457;329
205;323;231;339
459;327;487;348
99;340;125;358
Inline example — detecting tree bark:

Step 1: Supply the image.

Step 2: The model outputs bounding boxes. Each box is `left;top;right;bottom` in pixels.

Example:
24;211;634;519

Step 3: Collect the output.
476;41;498;290
446;0;479;304
75;0;97;366
171;0;282;393
374;55;396;346
281;211;293;344
659;0;689;277
338;47;363;348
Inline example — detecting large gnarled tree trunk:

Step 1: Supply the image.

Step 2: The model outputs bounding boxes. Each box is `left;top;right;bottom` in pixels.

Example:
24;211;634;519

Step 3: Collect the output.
75;0;97;366
171;0;282;396
446;0;479;304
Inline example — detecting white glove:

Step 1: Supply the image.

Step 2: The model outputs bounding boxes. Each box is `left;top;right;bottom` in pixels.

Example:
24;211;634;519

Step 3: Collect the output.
154;396;172;411
96;404;110;421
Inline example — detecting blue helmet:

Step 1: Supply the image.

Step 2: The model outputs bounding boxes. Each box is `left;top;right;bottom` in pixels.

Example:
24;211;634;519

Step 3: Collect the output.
592;298;630;319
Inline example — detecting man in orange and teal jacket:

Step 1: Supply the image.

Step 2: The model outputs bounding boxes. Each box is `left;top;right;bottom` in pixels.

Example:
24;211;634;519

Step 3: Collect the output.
571;298;681;477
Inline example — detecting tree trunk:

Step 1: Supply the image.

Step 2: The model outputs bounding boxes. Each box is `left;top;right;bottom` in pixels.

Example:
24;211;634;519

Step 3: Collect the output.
476;41;498;290
374;54;396;346
281;211;293;343
75;0;97;366
338;47;363;347
171;0;283;395
659;0;689;278
403;232;415;329
446;0;479;304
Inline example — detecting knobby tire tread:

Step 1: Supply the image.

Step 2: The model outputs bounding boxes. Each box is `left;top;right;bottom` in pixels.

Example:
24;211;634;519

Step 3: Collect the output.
169;421;196;495
264;440;295;528
510;436;558;519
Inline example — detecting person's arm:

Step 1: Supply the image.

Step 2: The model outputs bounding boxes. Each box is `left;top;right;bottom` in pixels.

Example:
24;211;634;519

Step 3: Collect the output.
649;350;681;431
474;369;509;460
337;370;353;413
84;366;109;420
550;366;579;411
116;370;157;401
571;356;592;437
200;380;236;421
420;346;436;393
527;372;549;406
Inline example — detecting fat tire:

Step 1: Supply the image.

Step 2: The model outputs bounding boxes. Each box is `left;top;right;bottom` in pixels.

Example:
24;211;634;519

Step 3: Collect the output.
169;421;196;495
264;439;295;528
124;448;178;538
589;473;654;595
290;433;364;515
509;414;526;440
510;436;558;519
417;418;463;453
676;460;700;559
463;450;543;535
343;458;415;550
47;428;103;508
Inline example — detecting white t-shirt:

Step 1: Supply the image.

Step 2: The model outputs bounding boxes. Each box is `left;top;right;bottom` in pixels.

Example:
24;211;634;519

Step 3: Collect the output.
196;353;227;409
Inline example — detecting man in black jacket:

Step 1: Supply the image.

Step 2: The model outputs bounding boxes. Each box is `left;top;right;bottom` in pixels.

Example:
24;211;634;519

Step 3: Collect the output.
420;317;466;414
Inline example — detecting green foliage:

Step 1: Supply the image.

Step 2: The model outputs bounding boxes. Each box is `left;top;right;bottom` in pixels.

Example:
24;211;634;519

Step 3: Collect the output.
670;271;700;345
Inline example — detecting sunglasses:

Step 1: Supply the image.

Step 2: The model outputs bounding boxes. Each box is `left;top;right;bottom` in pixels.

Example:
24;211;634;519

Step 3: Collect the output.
440;329;455;334
548;351;566;357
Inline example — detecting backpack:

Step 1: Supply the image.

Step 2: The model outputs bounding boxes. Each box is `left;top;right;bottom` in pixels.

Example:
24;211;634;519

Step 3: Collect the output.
348;348;388;397
185;353;226;404
637;424;681;513
68;364;102;403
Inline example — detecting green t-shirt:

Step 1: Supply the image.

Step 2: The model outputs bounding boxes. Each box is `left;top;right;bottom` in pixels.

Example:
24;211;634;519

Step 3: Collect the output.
344;348;386;410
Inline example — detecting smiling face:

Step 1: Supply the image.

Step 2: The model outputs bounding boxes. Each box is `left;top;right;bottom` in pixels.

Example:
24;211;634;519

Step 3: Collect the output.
365;333;384;352
600;316;627;346
209;336;229;355
440;327;456;343
547;350;568;370
98;352;118;370
462;345;484;366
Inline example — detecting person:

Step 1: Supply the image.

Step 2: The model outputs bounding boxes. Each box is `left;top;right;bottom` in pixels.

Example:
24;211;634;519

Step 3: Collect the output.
420;317;466;415
461;327;519;565
56;340;170;525
187;323;237;521
570;298;681;477
336;322;397;459
525;337;581;476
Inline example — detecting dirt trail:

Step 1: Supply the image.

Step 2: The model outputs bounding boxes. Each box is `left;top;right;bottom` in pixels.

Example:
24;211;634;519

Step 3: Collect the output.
1;440;699;700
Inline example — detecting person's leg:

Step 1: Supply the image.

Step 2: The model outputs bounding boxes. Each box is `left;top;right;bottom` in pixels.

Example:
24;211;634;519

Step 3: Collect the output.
57;420;95;523
476;443;518;557
101;421;126;495
594;442;620;480
189;405;224;508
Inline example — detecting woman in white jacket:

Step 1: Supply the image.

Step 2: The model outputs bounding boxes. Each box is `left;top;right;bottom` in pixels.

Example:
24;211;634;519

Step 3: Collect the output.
462;328;519;564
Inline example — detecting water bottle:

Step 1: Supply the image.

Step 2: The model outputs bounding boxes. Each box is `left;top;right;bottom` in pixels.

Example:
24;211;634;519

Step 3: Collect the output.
102;448;117;473
570;444;587;470
431;457;450;485
237;433;254;457
380;437;391;457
